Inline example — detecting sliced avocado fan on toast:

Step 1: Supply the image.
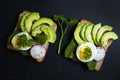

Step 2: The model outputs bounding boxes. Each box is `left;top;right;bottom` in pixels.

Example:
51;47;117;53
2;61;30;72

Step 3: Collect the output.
7;11;57;62
64;19;118;71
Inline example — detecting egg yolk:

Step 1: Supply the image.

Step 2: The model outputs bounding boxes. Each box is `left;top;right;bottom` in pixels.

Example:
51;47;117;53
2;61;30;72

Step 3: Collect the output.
78;46;92;60
13;34;34;49
13;36;20;48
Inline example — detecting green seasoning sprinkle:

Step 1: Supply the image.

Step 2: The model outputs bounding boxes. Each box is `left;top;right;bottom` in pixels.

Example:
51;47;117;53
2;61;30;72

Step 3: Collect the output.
17;34;34;48
35;33;48;44
84;47;92;60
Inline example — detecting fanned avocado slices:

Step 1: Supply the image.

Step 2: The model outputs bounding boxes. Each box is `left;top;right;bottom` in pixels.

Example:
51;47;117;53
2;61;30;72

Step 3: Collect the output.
80;23;90;41
24;12;40;32
92;23;101;45
20;12;31;32
40;25;57;43
96;25;113;45
74;22;118;47
32;17;56;30
85;24;94;43
74;23;85;44
19;11;57;44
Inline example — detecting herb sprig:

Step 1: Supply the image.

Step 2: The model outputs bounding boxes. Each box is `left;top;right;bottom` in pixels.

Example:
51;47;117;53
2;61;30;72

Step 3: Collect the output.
53;15;78;54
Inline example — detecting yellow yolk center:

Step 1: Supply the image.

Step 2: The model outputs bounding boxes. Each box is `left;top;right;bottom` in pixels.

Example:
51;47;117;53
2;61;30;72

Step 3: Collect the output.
78;46;92;60
13;36;20;48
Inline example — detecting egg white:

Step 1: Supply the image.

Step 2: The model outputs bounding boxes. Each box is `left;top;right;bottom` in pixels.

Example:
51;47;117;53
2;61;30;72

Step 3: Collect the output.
11;32;33;50
76;42;97;62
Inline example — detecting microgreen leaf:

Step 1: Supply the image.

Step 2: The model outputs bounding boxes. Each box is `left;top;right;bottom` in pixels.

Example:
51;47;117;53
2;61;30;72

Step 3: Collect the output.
53;14;78;54
66;18;78;27
53;15;67;23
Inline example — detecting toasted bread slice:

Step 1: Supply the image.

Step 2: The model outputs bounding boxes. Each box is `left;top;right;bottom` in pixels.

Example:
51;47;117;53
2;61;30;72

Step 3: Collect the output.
7;10;57;62
79;19;113;71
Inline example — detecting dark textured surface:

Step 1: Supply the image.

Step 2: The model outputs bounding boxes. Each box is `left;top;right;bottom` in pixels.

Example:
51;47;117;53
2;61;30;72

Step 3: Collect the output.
0;0;120;80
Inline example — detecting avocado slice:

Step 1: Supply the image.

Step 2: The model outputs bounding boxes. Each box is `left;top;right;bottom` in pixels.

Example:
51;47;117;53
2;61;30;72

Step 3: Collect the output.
20;12;31;32
24;12;40;32
74;23;85;44
40;25;50;40
40;25;56;43
31;25;42;37
32;17;55;30
101;31;118;46
80;23;90;41
96;25;113;45
85;24;94;43
92;23;101;45
48;27;57;43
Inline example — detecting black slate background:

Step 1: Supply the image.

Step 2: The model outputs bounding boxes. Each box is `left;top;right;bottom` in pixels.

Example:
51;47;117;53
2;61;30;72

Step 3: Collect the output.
0;0;120;80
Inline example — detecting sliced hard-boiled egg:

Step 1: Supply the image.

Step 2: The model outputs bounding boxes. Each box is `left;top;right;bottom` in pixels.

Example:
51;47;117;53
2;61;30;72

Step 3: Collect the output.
76;42;97;62
11;32;33;50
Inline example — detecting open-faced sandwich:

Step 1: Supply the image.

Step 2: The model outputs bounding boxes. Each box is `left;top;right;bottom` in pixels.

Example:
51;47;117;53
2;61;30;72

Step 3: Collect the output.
64;19;118;71
7;11;57;62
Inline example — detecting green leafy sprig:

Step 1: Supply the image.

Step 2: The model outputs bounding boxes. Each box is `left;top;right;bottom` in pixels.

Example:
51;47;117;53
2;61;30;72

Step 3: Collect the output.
53;15;78;54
